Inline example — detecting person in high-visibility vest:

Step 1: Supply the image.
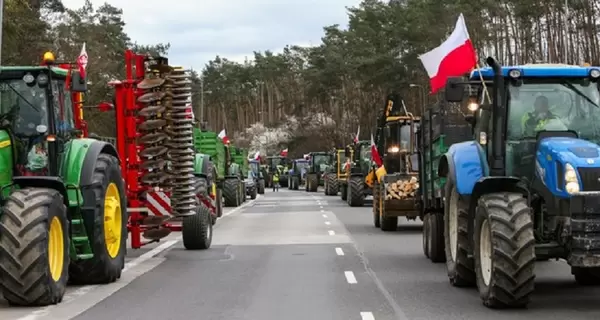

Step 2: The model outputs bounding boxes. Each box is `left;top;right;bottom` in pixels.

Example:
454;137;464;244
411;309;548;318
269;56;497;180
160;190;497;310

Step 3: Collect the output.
272;171;280;192
521;95;559;136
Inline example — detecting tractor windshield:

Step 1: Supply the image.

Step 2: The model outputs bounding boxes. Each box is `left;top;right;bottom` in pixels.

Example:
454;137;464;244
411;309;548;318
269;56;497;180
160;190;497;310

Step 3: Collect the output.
249;161;260;175
312;155;329;172
359;144;372;162
0;79;45;136
507;79;600;141
295;161;308;171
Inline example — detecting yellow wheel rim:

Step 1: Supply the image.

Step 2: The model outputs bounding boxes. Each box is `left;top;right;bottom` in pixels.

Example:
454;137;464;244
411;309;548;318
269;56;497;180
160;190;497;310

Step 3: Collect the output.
48;216;64;282
103;183;122;259
211;183;217;197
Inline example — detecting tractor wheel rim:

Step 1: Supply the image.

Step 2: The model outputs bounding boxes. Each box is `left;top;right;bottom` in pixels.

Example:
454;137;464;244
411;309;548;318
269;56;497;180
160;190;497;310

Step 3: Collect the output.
480;218;492;286
48;216;65;281
104;183;122;259
449;189;458;262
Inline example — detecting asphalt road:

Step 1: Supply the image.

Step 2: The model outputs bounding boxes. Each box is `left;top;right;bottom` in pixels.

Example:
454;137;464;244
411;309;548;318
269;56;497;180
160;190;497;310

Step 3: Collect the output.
2;187;600;319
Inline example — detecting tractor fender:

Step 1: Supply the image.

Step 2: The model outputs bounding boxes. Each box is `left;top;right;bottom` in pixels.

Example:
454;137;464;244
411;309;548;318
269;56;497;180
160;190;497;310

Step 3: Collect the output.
63;139;118;206
12;176;69;207
466;176;529;243
437;141;489;196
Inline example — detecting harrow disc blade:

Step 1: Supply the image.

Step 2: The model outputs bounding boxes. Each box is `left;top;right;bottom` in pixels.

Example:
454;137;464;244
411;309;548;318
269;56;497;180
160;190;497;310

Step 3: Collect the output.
172;86;192;92
138;119;167;131
137;78;166;90
139;105;167;118
139;132;169;145
169;149;195;156
171;167;194;175
172;173;195;180
140;158;167;171
171;118;194;125
137;91;166;104
140;146;168;158
172;79;192;86
172;92;192;99
170;135;194;142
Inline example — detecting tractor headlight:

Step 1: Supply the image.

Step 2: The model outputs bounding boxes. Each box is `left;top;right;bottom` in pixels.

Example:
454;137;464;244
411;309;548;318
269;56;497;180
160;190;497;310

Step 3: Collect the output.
564;163;580;194
387;145;399;153
590;69;600;79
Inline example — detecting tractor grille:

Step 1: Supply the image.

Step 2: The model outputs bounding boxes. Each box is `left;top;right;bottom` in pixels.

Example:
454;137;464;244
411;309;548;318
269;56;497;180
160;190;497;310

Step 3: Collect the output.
577;167;600;191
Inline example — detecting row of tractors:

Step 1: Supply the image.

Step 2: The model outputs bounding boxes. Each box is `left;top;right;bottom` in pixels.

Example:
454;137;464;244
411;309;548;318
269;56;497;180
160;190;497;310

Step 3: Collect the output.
0;50;261;308
315;59;600;310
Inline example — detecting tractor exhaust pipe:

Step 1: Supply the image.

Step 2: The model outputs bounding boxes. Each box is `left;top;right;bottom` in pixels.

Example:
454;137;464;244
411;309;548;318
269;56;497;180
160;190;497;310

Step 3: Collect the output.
485;56;506;175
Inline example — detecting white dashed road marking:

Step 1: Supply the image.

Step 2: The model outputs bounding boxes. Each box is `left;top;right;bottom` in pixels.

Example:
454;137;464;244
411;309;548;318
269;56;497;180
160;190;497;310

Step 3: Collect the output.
360;312;375;320
328;230;335;235
335;247;344;256
344;271;357;284
325;221;331;225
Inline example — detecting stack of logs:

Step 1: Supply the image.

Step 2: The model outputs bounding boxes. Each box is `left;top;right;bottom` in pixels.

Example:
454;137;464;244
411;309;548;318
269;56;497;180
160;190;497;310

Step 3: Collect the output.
385;176;419;200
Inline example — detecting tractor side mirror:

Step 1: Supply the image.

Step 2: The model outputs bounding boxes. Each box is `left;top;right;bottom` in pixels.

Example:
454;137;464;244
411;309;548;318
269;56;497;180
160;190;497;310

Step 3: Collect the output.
70;71;87;92
445;77;464;102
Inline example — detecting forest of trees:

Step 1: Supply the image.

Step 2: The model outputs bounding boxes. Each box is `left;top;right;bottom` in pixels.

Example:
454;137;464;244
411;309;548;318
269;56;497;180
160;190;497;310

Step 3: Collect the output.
3;0;600;156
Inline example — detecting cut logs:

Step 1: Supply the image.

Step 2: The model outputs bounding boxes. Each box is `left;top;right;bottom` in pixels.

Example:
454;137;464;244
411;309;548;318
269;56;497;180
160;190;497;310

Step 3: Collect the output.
385;176;418;200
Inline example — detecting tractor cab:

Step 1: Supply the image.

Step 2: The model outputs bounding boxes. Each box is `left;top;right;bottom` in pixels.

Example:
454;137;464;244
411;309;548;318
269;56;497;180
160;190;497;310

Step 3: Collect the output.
345;141;372;174
266;156;286;173
308;152;332;174
0;52;87;177
249;159;262;178
380;94;420;174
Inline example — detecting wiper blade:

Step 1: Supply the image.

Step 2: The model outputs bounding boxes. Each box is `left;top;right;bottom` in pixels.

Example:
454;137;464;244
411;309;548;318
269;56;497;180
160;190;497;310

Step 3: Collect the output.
561;82;600;109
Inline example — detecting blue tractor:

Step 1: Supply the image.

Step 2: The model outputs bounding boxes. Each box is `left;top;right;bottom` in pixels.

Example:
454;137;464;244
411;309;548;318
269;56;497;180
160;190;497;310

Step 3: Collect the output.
288;158;308;190
437;58;600;309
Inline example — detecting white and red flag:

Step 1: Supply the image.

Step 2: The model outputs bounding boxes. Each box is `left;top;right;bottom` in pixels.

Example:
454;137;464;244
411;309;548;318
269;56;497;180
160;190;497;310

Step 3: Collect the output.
77;43;88;79
371;133;382;167
280;148;288;157
218;129;230;144
353;125;360;144
418;14;477;94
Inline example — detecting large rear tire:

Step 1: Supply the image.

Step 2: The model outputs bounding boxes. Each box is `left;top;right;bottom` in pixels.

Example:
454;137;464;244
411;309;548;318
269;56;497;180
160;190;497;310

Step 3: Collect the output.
258;179;265;194
70;153;127;285
182;205;213;250
307;174;318;192
0;188;69;306
474;192;535;308
347;176;364;206
443;180;475;287
223;178;240;207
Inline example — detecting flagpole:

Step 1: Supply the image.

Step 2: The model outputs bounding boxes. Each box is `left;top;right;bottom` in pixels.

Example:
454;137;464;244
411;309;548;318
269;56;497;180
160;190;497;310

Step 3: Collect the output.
460;14;491;105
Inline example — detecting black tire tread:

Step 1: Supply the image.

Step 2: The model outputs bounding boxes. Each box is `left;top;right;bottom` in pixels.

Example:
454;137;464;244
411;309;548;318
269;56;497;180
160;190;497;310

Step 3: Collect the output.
223;178;240;207
444;181;475;287
0;188;68;306
182;205;212;250
429;213;446;263
348;177;365;207
474;192;535;308
69;153;127;285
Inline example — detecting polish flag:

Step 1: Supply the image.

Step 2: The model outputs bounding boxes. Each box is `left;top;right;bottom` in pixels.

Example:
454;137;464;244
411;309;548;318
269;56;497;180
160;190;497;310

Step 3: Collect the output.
418;14;477;94
343;159;351;171
253;151;261;161
218;129;230;144
303;154;310;160
280;148;288;157
76;43;88;79
371;133;382;167
353;125;360;144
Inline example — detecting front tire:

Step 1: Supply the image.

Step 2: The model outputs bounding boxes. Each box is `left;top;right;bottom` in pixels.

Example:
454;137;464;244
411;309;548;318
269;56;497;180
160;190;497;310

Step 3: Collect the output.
347;176;364;206
70;153;127;285
474;193;535;308
223;178;240;207
0;188;69;306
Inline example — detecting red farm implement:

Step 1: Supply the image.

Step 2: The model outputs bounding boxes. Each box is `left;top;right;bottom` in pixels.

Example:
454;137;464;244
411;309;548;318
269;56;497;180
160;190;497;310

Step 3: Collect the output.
97;50;223;250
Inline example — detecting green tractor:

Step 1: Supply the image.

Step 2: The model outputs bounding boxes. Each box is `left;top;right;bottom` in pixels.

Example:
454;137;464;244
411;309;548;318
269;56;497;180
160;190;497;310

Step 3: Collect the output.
305;151;333;192
232;146;249;202
193;128;244;208
323;149;339;196
249;159;265;194
0;61;128;306
340;141;373;206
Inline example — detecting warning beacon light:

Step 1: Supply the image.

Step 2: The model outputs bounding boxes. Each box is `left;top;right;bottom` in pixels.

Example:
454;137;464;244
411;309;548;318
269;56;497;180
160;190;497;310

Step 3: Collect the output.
42;51;55;64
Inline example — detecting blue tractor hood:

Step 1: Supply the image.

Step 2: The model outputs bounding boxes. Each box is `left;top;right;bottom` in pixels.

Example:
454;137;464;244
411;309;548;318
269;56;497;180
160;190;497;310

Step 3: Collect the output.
538;137;600;167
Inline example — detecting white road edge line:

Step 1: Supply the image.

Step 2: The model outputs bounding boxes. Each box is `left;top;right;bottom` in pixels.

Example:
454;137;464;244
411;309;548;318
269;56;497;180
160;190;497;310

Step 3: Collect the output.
344;271;357;284
328;230;335;235
325;221;331;225
320;209;325;212
335;247;344;255
15;194;262;320
322;214;328;218
360;312;375;320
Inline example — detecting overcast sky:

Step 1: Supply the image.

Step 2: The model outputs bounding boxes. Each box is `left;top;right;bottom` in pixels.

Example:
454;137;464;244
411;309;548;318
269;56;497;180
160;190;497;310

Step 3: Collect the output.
60;0;363;70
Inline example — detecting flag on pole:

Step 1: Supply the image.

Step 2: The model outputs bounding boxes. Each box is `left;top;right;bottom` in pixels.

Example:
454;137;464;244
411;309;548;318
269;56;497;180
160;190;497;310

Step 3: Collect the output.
280;148;288;157
418;14;477;94
76;43;88;79
218;129;230;144
353;126;360;144
371;133;382;167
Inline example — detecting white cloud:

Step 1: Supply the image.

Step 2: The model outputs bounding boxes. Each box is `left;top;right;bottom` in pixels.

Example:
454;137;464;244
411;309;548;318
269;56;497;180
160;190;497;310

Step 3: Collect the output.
60;0;362;70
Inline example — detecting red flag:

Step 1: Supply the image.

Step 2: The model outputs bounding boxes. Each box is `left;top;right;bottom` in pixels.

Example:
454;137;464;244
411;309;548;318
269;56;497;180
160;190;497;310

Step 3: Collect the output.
280;148;288;157
76;43;88;79
418;14;476;94
353;125;360;144
218;129;230;144
371;133;382;167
